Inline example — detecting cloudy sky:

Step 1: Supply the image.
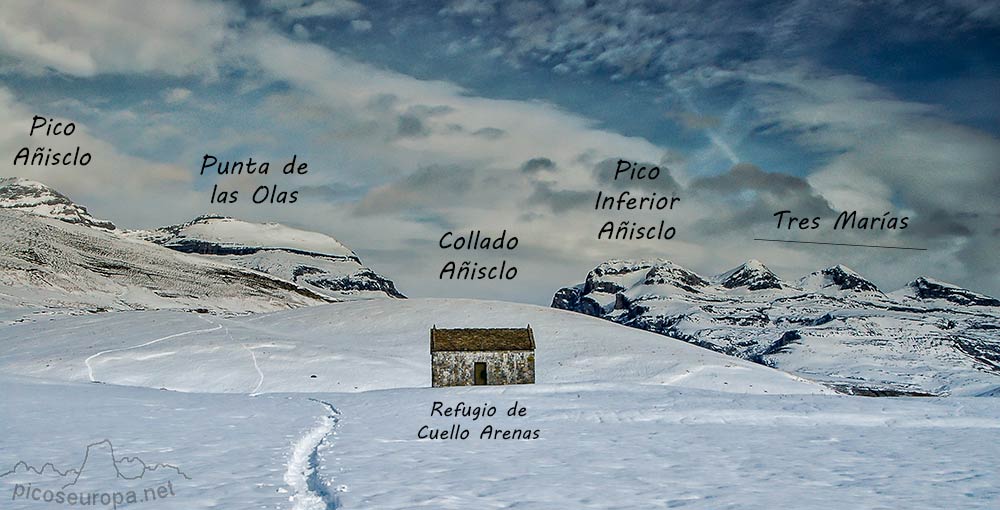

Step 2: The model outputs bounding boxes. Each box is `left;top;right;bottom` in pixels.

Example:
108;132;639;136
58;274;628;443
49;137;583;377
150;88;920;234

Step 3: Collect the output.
1;0;998;303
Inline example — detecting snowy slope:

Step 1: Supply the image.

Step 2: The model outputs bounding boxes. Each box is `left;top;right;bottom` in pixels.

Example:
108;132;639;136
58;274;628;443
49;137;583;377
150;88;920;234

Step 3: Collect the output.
3;372;999;509
1;299;998;508
0;298;827;395
2;176;997;507
0;209;330;314
554;259;1000;396
0;178;403;316
128;215;403;300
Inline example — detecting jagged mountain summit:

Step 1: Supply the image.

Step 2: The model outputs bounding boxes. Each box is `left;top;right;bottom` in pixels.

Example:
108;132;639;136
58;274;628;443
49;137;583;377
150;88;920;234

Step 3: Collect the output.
900;277;1000;307
553;258;1000;396
718;259;784;290
799;264;881;294
0;177;116;230
0;178;403;316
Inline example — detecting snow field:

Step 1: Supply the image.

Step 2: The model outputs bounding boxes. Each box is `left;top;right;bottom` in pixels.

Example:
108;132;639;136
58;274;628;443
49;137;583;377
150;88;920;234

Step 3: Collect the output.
327;384;1000;509
0;299;827;395
2;376;998;509
0;376;328;510
2;298;997;508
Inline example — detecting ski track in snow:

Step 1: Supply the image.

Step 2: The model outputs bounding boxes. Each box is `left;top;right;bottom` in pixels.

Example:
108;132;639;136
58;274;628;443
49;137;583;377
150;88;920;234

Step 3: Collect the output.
243;343;265;395
222;323;267;395
223;322;266;395
236;327;266;396
285;399;342;510
85;314;267;395
85;317;221;383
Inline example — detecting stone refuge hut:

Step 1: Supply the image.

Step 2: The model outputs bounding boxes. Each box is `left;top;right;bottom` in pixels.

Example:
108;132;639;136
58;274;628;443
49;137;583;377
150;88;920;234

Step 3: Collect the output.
430;326;536;387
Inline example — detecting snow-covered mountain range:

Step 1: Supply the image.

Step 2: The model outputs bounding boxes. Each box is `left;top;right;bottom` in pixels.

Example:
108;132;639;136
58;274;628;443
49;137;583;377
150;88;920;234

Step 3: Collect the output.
127;215;403;300
553;259;1000;396
0;178;402;315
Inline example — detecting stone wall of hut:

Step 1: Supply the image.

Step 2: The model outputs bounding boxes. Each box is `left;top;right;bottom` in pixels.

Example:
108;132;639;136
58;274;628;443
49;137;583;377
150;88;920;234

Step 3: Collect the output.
431;350;535;387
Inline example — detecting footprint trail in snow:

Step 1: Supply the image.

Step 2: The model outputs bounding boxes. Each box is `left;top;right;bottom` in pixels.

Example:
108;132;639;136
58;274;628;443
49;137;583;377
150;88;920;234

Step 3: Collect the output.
285;398;344;510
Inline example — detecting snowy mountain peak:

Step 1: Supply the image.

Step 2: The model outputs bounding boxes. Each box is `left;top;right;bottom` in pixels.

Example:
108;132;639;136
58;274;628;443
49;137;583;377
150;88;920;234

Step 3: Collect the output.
583;259;659;294
580;259;709;295
129;215;404;300
642;261;709;292
0;177;115;230
903;277;1000;307
589;259;658;277
135;215;358;259
717;259;783;290
800;264;880;294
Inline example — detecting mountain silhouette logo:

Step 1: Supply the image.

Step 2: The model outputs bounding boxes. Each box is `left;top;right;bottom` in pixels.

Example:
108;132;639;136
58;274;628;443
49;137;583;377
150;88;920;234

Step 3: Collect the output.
0;439;190;490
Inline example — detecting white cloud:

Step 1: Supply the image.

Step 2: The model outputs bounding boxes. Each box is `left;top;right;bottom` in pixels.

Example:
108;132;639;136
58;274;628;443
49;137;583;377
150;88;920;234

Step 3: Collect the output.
722;64;1000;292
248;33;666;170
263;0;365;20
0;3;996;300
163;88;193;104
0;87;199;226
733;66;1000;215
238;32;985;300
240;33;696;300
351;20;373;32
0;0;238;77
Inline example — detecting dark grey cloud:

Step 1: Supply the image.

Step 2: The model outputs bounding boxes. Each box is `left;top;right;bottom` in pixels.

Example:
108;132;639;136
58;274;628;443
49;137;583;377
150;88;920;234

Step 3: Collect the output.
527;181;591;213
407;211;457;230
395;104;456;138
297;182;370;203
592;157;681;193
691;163;815;195
689;163;836;233
367;93;398;112
905;209;975;238
472;126;506;139
521;157;555;173
408;104;454;117
354;164;474;215
397;113;429;137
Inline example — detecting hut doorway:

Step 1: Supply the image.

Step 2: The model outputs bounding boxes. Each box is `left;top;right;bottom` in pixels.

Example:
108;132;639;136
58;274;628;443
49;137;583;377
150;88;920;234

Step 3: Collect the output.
474;362;488;385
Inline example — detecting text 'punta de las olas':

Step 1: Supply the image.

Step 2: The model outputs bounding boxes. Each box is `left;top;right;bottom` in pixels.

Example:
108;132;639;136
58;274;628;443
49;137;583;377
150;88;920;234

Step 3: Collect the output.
201;154;308;205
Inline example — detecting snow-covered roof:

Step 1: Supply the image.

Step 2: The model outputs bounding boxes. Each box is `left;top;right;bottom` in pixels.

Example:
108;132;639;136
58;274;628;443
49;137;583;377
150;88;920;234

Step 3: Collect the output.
430;327;535;352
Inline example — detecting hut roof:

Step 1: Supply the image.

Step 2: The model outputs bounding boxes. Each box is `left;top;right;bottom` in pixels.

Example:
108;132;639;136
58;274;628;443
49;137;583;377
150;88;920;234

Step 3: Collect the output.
430;327;535;352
